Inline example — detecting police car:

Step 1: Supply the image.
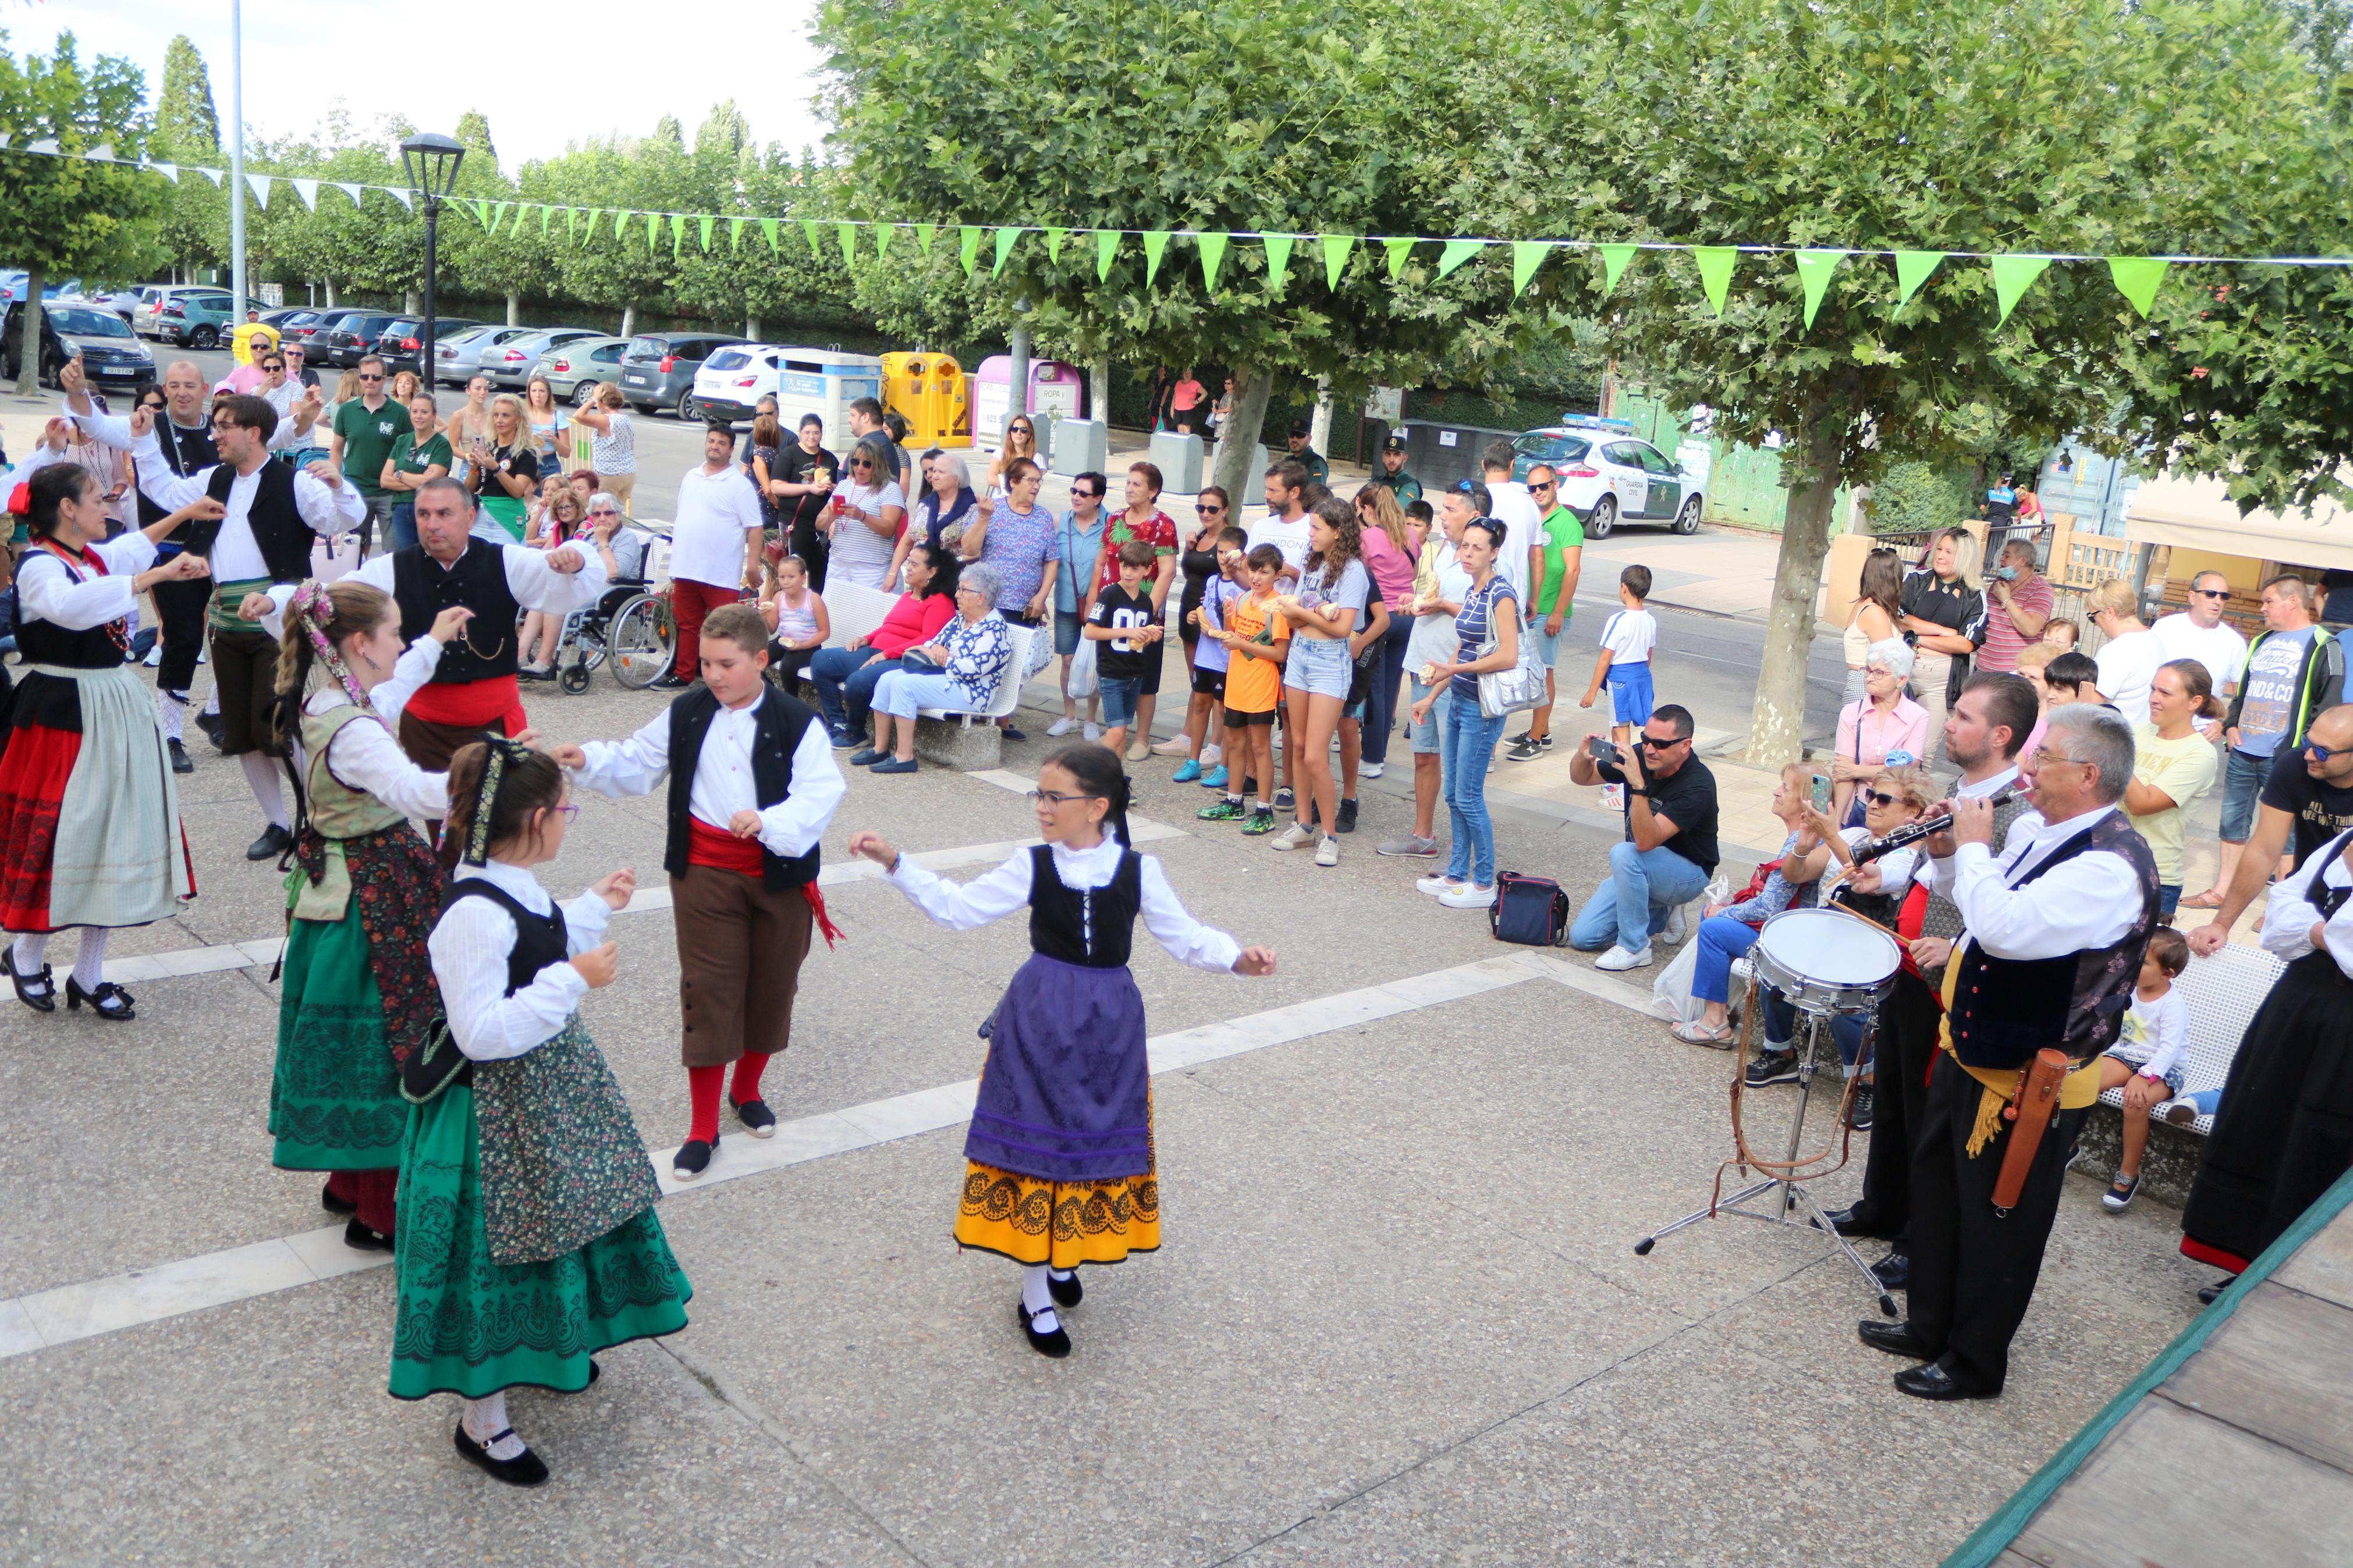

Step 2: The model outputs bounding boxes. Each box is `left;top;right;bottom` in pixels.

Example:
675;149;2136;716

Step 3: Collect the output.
1510;416;1703;540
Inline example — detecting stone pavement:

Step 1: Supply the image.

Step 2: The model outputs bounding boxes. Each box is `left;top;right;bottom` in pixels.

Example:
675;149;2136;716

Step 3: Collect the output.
0;637;2228;1565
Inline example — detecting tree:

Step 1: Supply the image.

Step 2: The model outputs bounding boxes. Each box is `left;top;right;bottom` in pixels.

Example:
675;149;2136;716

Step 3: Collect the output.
0;31;165;392
1482;0;2344;763
148;36;227;282
669;150;860;343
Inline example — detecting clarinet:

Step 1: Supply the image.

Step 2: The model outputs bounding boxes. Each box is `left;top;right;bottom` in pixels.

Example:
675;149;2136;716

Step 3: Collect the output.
1848;785;2022;865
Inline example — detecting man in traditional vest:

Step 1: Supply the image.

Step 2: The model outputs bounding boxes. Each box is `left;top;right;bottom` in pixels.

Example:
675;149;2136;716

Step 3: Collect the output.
346;477;608;797
1859;703;2159;1400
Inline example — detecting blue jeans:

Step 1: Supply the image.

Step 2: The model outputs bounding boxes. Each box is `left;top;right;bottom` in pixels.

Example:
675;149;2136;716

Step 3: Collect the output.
388;502;420;554
1098;675;1141;728
1759;991;1868;1064
1363;615;1414;767
2219;746;2270;842
1571;840;1712;954
1442;697;1507;885
1692;913;1763;1004
810;647;902;734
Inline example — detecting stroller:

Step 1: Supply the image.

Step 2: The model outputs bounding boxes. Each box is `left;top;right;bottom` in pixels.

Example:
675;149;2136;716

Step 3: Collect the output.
548;521;677;693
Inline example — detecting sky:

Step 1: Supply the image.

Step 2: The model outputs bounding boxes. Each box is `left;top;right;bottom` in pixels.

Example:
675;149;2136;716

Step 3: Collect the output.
5;0;834;170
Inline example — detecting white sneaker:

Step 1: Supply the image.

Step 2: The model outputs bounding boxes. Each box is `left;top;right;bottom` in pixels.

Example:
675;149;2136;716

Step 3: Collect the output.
1314;835;1340;867
1439;882;1497;909
1083;723;1103;742
1659;905;1690;945
1595;944;1654;972
1151;736;1192;756
1361;761;1385;779
143;643;163;668
1270;821;1315;851
1200;744;1222;768
1046;716;1081;737
1415;873;1461;897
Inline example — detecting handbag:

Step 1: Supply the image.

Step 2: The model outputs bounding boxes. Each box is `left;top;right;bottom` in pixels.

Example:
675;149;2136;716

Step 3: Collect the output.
1472;583;1546;719
1489;870;1571;946
1839;706;1871;830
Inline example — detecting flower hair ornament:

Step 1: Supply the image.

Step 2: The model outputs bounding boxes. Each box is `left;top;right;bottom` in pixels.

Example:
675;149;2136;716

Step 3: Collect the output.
462;738;535;867
288;579;371;712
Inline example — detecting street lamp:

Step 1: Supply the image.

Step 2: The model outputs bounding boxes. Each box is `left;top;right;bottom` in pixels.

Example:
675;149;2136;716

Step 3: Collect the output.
399;133;466;394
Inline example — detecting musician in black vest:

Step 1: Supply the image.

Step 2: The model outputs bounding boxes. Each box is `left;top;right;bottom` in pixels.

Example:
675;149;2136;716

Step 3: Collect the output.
553;603;846;1182
1859;704;2160;1400
345;477;608;807
118;391;358;862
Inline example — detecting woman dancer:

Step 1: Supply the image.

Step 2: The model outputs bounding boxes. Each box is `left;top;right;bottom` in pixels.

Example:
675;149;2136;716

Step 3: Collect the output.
851;742;1275;1357
395;741;690;1485
0;463;210;1019
267;579;467;1250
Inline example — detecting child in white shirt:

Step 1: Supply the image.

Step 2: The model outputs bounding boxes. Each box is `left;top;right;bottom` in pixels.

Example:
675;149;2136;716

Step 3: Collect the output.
1581;564;1659;745
2098;926;2191;1212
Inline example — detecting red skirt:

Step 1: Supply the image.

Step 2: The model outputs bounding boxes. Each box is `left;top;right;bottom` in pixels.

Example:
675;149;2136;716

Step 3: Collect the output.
0;723;80;931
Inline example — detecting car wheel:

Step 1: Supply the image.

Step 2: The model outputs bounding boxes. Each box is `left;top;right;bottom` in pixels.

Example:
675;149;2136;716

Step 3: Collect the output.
191;326;217;349
630;403;658;416
675;389;698;421
573;379;601;408
1587;495;1617;541
1672;495;1701;535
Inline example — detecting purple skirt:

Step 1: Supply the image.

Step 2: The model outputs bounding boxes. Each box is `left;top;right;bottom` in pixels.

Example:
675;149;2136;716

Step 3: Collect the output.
966;953;1152;1183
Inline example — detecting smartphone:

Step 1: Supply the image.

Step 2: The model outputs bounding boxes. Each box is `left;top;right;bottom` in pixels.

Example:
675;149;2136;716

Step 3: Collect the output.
1811;775;1833;812
1586;735;1616;761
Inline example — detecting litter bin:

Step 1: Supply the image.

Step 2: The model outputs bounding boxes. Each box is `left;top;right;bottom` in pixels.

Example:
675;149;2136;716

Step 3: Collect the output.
1396;418;1516;494
974;356;1087;446
1053;418;1109;478
881;351;973;448
1148;431;1207;493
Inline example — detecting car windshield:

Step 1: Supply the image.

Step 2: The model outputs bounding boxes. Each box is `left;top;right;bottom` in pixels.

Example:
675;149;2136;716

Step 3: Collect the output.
704;349;754;372
51;307;133;337
623;336;666;361
1514;433;1591;464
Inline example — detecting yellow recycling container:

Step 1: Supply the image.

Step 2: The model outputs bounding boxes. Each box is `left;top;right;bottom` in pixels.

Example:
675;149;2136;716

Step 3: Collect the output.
880;351;973;448
231;321;279;367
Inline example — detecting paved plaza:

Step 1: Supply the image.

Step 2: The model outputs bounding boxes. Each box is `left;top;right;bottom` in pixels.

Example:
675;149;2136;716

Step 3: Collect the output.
0;653;2215;1566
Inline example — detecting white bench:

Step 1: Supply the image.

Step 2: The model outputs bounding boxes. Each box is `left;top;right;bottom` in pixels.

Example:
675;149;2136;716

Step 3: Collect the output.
2097;940;2284;1135
821;580;898;650
817;580;1032;766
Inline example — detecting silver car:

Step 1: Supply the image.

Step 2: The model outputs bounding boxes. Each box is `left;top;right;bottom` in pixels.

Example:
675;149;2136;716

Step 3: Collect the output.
480;326;604;390
434;324;538;389
538;335;633;406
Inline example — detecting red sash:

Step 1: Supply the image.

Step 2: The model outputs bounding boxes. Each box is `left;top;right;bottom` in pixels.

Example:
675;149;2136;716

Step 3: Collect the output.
687;815;765;875
406;673;526;734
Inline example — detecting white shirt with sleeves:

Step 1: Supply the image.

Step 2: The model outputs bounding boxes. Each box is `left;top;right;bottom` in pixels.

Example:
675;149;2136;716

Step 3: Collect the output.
300;634;453;822
1599;607;1658;665
15;532;157;632
2116;987;2191;1085
2261;829;2353;981
347;537;609;619
1936;803;2147;961
429;859;613;1063
668;463;766;589
129;435;364;581
566;694;845;862
883;836;1243;973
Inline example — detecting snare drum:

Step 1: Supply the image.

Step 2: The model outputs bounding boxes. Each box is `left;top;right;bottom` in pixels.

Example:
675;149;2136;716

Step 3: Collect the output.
1749;907;1901;1016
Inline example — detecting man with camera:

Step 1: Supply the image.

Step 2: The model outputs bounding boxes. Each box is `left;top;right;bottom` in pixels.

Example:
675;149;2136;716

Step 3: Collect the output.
1566;703;1720;969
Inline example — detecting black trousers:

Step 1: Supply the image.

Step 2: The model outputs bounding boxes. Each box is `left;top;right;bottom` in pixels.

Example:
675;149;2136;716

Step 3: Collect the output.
1904;1052;2086;1394
152;574;212;694
1850;970;1944;1245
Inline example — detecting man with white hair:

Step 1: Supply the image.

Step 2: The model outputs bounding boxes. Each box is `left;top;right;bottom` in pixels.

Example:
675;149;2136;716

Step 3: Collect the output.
1859;703;2160;1402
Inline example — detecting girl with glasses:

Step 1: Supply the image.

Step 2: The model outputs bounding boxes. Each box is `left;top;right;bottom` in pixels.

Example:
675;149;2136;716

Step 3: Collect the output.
849;741;1275;1357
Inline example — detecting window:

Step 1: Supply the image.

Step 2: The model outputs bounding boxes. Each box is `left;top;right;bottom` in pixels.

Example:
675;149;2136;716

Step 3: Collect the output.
1635;444;1680;476
50;308;132;337
1514;433;1591;464
704;349;754;372
1600;442;1645;468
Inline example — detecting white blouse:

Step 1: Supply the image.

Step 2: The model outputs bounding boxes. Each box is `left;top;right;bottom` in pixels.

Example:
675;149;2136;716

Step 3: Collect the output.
428;858;613;1062
2262;830;2353;980
15;532;157;634
885;837;1243;973
566;696;845;861
300;632;453;823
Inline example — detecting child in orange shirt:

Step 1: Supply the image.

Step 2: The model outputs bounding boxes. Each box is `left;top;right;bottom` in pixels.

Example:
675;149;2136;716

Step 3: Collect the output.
1196;545;1289;835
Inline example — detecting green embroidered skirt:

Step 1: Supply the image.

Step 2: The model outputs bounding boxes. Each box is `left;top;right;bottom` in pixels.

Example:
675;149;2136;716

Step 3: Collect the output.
269;906;406;1171
388;1082;692;1400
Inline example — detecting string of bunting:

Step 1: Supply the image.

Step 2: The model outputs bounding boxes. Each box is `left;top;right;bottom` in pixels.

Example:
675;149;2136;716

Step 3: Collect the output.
7;138;2349;326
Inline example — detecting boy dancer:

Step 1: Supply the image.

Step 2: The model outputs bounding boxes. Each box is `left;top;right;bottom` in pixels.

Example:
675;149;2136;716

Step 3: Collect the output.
553;603;847;1179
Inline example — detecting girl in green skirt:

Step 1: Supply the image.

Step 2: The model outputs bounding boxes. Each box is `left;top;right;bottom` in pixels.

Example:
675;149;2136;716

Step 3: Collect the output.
399;741;690;1486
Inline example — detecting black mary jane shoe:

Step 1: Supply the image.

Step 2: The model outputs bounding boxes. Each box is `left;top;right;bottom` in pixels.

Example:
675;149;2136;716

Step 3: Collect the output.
321;1181;358;1216
1018;1299;1072;1359
3;948;56;1013
247;823;293;862
64;976;136;1021
453;1423;549;1487
1047;1270;1083;1309
1856;1318;1934;1360
731;1098;777;1139
672;1135;719;1182
1893;1361;1994;1402
343;1217;395;1253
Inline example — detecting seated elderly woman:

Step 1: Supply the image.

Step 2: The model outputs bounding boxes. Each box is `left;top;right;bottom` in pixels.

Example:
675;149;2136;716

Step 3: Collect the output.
856;561;1016;774
1830;638;1928;823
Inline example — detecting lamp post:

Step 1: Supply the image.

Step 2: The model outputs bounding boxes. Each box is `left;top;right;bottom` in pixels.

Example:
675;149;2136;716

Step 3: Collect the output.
399;133;466;394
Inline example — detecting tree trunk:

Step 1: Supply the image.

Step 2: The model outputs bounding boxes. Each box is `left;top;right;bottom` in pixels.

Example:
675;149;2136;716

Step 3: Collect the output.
1209;364;1275;504
1308;377;1334;460
403;290;421;315
324;279;339;307
1747;399;1847;767
619;303;636;337
506;292;523;328
1090;360;1110;426
745;314;761;342
13;266;45;397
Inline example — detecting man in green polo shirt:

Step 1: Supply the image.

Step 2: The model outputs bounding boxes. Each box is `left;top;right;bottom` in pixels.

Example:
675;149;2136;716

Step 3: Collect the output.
329;353;405;556
1367;433;1422;507
1505;463;1584;760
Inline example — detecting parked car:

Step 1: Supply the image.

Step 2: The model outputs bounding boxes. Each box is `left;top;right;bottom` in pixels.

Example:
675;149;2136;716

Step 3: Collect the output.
52;290;145;323
311;311;400;368
480;326;604;390
258;305;318;331
690;343;786;424
1510;418;1704;539
137;286;235;347
619;332;750;419
1;299;157;389
434;325;526;387
281;307;364;354
541;335;632;405
372;316;483;375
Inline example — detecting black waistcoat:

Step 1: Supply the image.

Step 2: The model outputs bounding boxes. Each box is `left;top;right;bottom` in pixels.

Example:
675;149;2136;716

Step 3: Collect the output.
661;686;821;890
12;545;130;670
1027;844;1141;968
392;541;521;684
444;880;570;994
196;460;316;583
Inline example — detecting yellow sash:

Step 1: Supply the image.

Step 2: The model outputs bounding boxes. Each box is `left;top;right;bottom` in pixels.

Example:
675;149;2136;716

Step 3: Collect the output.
1936;943;2104;1157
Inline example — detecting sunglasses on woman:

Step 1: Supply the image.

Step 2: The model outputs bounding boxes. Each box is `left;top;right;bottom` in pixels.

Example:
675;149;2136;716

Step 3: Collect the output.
1861;789;1900;809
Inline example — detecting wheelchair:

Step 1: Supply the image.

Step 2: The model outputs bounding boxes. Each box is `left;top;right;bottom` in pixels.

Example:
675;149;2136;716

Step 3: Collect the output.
549;577;676;694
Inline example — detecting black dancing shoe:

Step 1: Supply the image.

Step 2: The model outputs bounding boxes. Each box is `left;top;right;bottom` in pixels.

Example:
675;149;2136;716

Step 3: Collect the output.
168;738;194;775
1017;1298;1071;1359
731;1098;776;1139
1048;1270;1084;1309
343;1217;395;1252
1857;1318;1934;1359
2198;1281;2230;1306
453;1423;549;1487
321;1181;357;1215
1869;1251;1912;1292
3;948;56;1013
247;823;293;862
195;707;225;748
1893;1361;1995;1402
672;1136;718;1181
64;976;135;1021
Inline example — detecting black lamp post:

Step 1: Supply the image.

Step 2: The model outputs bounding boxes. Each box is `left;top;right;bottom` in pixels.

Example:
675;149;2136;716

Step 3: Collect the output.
399;133;466;391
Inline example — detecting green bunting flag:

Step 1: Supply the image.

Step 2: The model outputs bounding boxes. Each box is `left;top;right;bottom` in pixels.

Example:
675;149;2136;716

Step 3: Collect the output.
1510;241;1549;296
1323;234;1355;290
1692;246;1737;317
491;201;510;232
1893;250;1945;308
1142;230;1172;286
2107;255;2169;318
1197;231;1228;291
1793;249;1844;329
567;207;579;243
1045;226;1068;263
959;225;982;278
993;226;1020;276
875;225;892;259
1989;254;2052;325
802;218;824;258
469;199;492;230
677;215;693;258
1263;233;1295;293
698;215;713;251
540;205;552;237
1096;229;1119;281
760;216;779;253
510;204;527;237
729;215;745;250
1383;237;1414;279
645;212;661;250
915;223;936;257
1436;239;1485;279
840;222;858;264
1599;244;1638;294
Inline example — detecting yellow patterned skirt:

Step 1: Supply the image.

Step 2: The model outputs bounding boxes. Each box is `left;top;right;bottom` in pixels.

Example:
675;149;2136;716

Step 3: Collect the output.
954;1160;1160;1268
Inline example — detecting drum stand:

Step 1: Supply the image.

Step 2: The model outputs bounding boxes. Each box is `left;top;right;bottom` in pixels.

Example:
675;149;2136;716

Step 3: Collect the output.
1634;1003;1899;1319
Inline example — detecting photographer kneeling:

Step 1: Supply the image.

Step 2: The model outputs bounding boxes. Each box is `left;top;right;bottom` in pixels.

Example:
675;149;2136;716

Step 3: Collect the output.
1566;703;1720;969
